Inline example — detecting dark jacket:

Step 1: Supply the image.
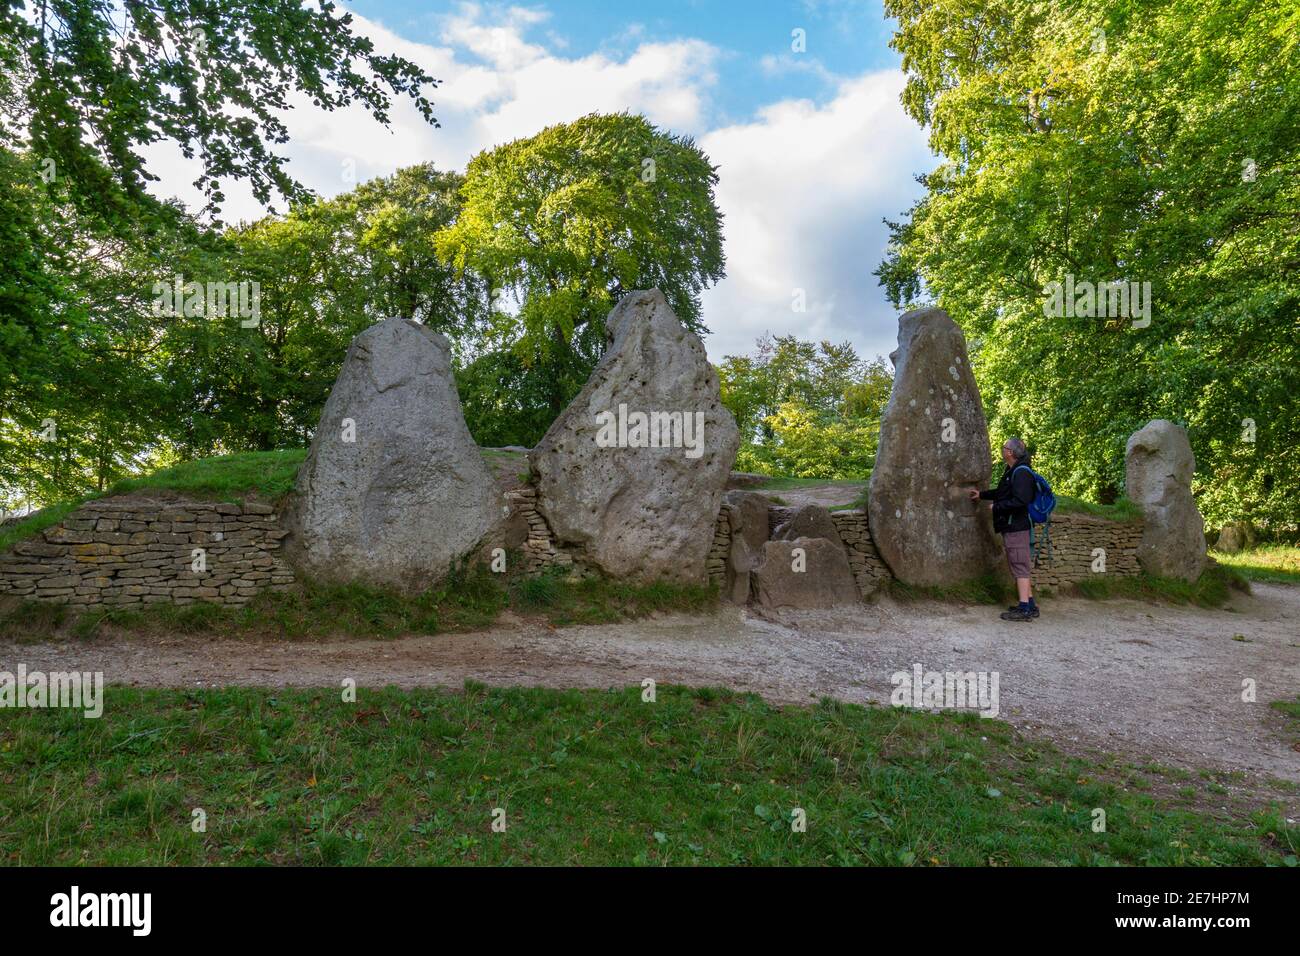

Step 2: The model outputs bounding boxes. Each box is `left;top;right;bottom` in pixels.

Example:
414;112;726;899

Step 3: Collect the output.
980;461;1036;534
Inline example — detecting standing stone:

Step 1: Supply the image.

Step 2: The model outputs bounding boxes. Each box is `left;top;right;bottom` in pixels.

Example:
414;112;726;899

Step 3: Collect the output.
289;318;501;592
1125;420;1207;582
720;491;770;604
868;307;999;586
530;290;740;583
1213;522;1253;554
751;537;860;608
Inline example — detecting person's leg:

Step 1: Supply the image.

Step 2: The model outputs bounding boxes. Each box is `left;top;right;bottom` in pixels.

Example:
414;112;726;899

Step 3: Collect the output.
1001;531;1036;621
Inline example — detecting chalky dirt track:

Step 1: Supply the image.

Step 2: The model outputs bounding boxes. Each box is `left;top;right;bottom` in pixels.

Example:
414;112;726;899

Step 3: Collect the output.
5;583;1298;790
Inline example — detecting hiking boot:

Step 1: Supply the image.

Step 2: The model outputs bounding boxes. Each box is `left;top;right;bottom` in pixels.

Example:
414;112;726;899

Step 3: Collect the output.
1000;606;1036;622
1006;603;1040;618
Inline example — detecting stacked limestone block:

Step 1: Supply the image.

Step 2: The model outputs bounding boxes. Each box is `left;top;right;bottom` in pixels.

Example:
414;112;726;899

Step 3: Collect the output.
706;511;731;589
1028;513;1143;590
828;510;893;599
0;495;293;607
504;485;575;574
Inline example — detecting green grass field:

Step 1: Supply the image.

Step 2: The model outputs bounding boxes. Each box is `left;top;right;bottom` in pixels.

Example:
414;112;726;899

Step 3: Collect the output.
0;684;1293;866
1053;495;1143;523
1212;546;1300;586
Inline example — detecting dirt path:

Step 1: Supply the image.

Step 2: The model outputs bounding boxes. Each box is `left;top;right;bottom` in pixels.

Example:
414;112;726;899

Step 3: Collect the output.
3;585;1297;789
762;481;865;509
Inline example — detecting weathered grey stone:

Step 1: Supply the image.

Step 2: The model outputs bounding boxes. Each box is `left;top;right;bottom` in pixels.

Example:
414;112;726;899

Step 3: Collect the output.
290;317;501;592
718;498;764;605
751;537;860;608
773;504;841;543
1213;522;1254;554
723;491;771;555
1125;420;1207;582
868;307;999;586
530;290;740;583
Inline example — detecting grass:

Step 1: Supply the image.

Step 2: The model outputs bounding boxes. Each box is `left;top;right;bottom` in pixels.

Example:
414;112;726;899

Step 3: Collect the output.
1211;545;1300;586
0;447;540;554
0;450;308;554
1073;563;1251;608
0;683;1292;866
1053;495;1143;523
0;563;718;642
479;447;531;484
104;449;309;503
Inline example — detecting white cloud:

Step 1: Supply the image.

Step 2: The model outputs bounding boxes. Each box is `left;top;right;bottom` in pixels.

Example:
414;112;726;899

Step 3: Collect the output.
699;70;932;362
142;5;720;223
139;5;933;361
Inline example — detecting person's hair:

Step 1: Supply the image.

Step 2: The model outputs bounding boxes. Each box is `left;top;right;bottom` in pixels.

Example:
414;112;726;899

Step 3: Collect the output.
1003;437;1028;462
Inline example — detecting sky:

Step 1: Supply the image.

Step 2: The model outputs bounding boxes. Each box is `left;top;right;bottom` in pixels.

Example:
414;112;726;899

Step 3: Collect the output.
147;0;936;363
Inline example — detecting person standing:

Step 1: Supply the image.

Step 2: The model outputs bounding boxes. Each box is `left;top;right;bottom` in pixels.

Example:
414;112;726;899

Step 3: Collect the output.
968;438;1039;621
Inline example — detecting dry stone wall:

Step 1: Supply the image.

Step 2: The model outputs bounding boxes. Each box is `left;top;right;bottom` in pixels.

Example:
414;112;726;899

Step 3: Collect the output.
706;511;730;589
0;494;293;607
0;485;1146;612
1027;513;1143;590
829;510;893;599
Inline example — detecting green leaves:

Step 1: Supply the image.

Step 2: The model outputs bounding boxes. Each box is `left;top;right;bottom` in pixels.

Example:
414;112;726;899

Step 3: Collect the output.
719;335;890;479
435;112;726;429
879;0;1300;528
2;0;439;219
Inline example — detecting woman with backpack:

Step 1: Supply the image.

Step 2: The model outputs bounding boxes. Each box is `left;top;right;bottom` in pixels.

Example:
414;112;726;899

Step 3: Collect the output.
967;438;1040;622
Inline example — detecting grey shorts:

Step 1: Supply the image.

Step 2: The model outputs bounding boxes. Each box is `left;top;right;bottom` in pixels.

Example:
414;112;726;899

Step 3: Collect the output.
1003;530;1032;579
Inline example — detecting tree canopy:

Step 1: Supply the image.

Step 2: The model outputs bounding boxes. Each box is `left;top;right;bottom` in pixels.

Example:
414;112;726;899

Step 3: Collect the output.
877;0;1300;528
437;112;726;424
2;0;438;218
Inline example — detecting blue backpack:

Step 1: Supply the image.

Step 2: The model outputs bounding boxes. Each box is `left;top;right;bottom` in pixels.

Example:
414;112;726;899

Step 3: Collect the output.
1012;464;1057;523
1012;464;1057;566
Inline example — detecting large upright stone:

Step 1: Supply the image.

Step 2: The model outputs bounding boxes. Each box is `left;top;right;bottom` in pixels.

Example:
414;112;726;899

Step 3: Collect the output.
290;318;500;592
530;290;740;583
868;307;999;586
1125;420;1207;582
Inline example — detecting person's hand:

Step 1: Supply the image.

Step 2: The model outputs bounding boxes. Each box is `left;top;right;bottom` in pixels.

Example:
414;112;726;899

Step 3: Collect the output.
966;487;981;501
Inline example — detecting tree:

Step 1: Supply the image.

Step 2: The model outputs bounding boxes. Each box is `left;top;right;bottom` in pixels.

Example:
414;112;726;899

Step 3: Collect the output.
877;0;1300;530
162;164;485;453
718;335;892;479
0;146;220;505
1;0;438;218
436;112;726;421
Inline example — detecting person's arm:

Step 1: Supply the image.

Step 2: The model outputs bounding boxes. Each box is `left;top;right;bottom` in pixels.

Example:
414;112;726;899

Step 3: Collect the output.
978;487;996;501
993;467;1035;513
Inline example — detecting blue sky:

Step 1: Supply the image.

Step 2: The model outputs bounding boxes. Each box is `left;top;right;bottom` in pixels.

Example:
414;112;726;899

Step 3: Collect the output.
345;0;905;124
150;1;935;362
